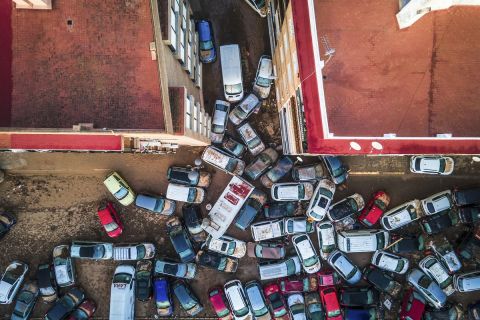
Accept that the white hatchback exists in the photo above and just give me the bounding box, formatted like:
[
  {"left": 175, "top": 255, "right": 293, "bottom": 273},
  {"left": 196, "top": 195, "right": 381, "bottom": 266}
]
[
  {"left": 205, "top": 235, "right": 247, "bottom": 258},
  {"left": 253, "top": 55, "right": 273, "bottom": 99},
  {"left": 306, "top": 179, "right": 335, "bottom": 221},
  {"left": 380, "top": 200, "right": 422, "bottom": 231},
  {"left": 421, "top": 190, "right": 453, "bottom": 215},
  {"left": 292, "top": 234, "right": 321, "bottom": 274},
  {"left": 271, "top": 182, "right": 314, "bottom": 202},
  {"left": 371, "top": 250, "right": 409, "bottom": 274},
  {"left": 410, "top": 156, "right": 454, "bottom": 175},
  {"left": 224, "top": 280, "right": 253, "bottom": 320}
]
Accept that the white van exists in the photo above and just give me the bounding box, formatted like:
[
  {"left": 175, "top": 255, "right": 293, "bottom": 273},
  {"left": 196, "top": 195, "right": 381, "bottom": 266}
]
[
  {"left": 109, "top": 265, "right": 135, "bottom": 320},
  {"left": 337, "top": 229, "right": 390, "bottom": 253},
  {"left": 258, "top": 256, "right": 301, "bottom": 280},
  {"left": 220, "top": 44, "right": 244, "bottom": 102}
]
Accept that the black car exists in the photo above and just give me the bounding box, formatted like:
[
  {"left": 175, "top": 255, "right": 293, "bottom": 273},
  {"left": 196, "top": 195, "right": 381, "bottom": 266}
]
[
  {"left": 171, "top": 279, "right": 204, "bottom": 316},
  {"left": 264, "top": 202, "right": 302, "bottom": 219},
  {"left": 456, "top": 231, "right": 480, "bottom": 261},
  {"left": 221, "top": 135, "right": 247, "bottom": 158},
  {"left": 468, "top": 301, "right": 480, "bottom": 319},
  {"left": 182, "top": 204, "right": 207, "bottom": 243},
  {"left": 235, "top": 189, "right": 267, "bottom": 230},
  {"left": 424, "top": 303, "right": 464, "bottom": 319},
  {"left": 135, "top": 260, "right": 153, "bottom": 302},
  {"left": 0, "top": 212, "right": 16, "bottom": 240},
  {"left": 339, "top": 287, "right": 378, "bottom": 307},
  {"left": 327, "top": 196, "right": 362, "bottom": 222},
  {"left": 421, "top": 210, "right": 458, "bottom": 235},
  {"left": 11, "top": 282, "right": 39, "bottom": 320},
  {"left": 390, "top": 234, "right": 425, "bottom": 253},
  {"left": 453, "top": 187, "right": 480, "bottom": 207},
  {"left": 36, "top": 263, "right": 58, "bottom": 303},
  {"left": 167, "top": 166, "right": 211, "bottom": 188},
  {"left": 458, "top": 205, "right": 480, "bottom": 223},
  {"left": 44, "top": 287, "right": 85, "bottom": 320},
  {"left": 166, "top": 217, "right": 196, "bottom": 263},
  {"left": 195, "top": 250, "right": 238, "bottom": 273},
  {"left": 363, "top": 266, "right": 402, "bottom": 298}
]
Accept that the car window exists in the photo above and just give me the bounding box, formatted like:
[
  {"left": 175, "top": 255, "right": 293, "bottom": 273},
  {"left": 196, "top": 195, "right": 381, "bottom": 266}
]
[
  {"left": 114, "top": 187, "right": 128, "bottom": 200},
  {"left": 226, "top": 84, "right": 243, "bottom": 95},
  {"left": 256, "top": 76, "right": 271, "bottom": 88},
  {"left": 174, "top": 285, "right": 196, "bottom": 309},
  {"left": 113, "top": 273, "right": 132, "bottom": 284},
  {"left": 187, "top": 188, "right": 197, "bottom": 203},
  {"left": 104, "top": 222, "right": 118, "bottom": 232},
  {"left": 200, "top": 40, "right": 214, "bottom": 50}
]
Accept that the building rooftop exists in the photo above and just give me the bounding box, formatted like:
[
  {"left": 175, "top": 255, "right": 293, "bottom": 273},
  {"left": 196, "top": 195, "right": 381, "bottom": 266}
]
[{"left": 6, "top": 0, "right": 165, "bottom": 130}]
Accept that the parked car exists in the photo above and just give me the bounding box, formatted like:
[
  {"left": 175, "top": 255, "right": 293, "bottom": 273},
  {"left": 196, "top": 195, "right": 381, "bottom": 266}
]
[
  {"left": 263, "top": 283, "right": 289, "bottom": 320},
  {"left": 53, "top": 245, "right": 75, "bottom": 287},
  {"left": 172, "top": 279, "right": 204, "bottom": 316},
  {"left": 327, "top": 193, "right": 365, "bottom": 222},
  {"left": 292, "top": 234, "right": 321, "bottom": 274},
  {"left": 250, "top": 219, "right": 285, "bottom": 242},
  {"left": 306, "top": 179, "right": 336, "bottom": 221},
  {"left": 208, "top": 287, "right": 233, "bottom": 320},
  {"left": 224, "top": 280, "right": 253, "bottom": 320},
  {"left": 305, "top": 292, "right": 324, "bottom": 320},
  {"left": 390, "top": 233, "right": 425, "bottom": 253},
  {"left": 154, "top": 259, "right": 197, "bottom": 279},
  {"left": 135, "top": 260, "right": 153, "bottom": 302},
  {"left": 292, "top": 163, "right": 324, "bottom": 182},
  {"left": 278, "top": 275, "right": 318, "bottom": 294},
  {"left": 244, "top": 148, "right": 279, "bottom": 181},
  {"left": 113, "top": 243, "right": 156, "bottom": 261},
  {"left": 284, "top": 217, "right": 314, "bottom": 235},
  {"left": 70, "top": 241, "right": 113, "bottom": 260},
  {"left": 371, "top": 250, "right": 409, "bottom": 274},
  {"left": 222, "top": 134, "right": 247, "bottom": 158},
  {"left": 97, "top": 201, "right": 123, "bottom": 238},
  {"left": 456, "top": 231, "right": 480, "bottom": 262},
  {"left": 288, "top": 293, "right": 306, "bottom": 320},
  {"left": 344, "top": 308, "right": 376, "bottom": 320},
  {"left": 399, "top": 288, "right": 426, "bottom": 320},
  {"left": 220, "top": 44, "right": 244, "bottom": 102},
  {"left": 264, "top": 201, "right": 301, "bottom": 219},
  {"left": 253, "top": 55, "right": 273, "bottom": 99},
  {"left": 245, "top": 281, "right": 271, "bottom": 320},
  {"left": 316, "top": 222, "right": 336, "bottom": 260},
  {"left": 36, "top": 263, "right": 58, "bottom": 303},
  {"left": 337, "top": 229, "right": 390, "bottom": 253},
  {"left": 166, "top": 183, "right": 205, "bottom": 204},
  {"left": 358, "top": 191, "right": 390, "bottom": 227},
  {"left": 421, "top": 190, "right": 453, "bottom": 215},
  {"left": 271, "top": 182, "right": 314, "bottom": 201},
  {"left": 202, "top": 146, "right": 246, "bottom": 176},
  {"left": 237, "top": 122, "right": 265, "bottom": 156},
  {"left": 235, "top": 189, "right": 267, "bottom": 230},
  {"left": 196, "top": 250, "right": 238, "bottom": 273},
  {"left": 166, "top": 216, "right": 196, "bottom": 263},
  {"left": 339, "top": 287, "right": 378, "bottom": 307},
  {"left": 260, "top": 156, "right": 294, "bottom": 188},
  {"left": 67, "top": 299, "right": 96, "bottom": 320},
  {"left": 327, "top": 250, "right": 362, "bottom": 285},
  {"left": 468, "top": 301, "right": 480, "bottom": 319},
  {"left": 421, "top": 210, "right": 458, "bottom": 235},
  {"left": 423, "top": 303, "right": 464, "bottom": 320},
  {"left": 454, "top": 270, "right": 480, "bottom": 292},
  {"left": 204, "top": 235, "right": 247, "bottom": 258},
  {"left": 44, "top": 287, "right": 84, "bottom": 320},
  {"left": 410, "top": 156, "right": 454, "bottom": 175},
  {"left": 154, "top": 277, "right": 173, "bottom": 317},
  {"left": 320, "top": 287, "right": 342, "bottom": 320},
  {"left": 458, "top": 205, "right": 480, "bottom": 223},
  {"left": 419, "top": 255, "right": 455, "bottom": 296},
  {"left": 364, "top": 265, "right": 402, "bottom": 298},
  {"left": 167, "top": 166, "right": 212, "bottom": 188},
  {"left": 109, "top": 265, "right": 135, "bottom": 320},
  {"left": 317, "top": 270, "right": 341, "bottom": 287},
  {"left": 427, "top": 238, "right": 462, "bottom": 273},
  {"left": 0, "top": 212, "right": 16, "bottom": 240},
  {"left": 380, "top": 199, "right": 422, "bottom": 231},
  {"left": 453, "top": 187, "right": 480, "bottom": 207},
  {"left": 322, "top": 156, "right": 348, "bottom": 185},
  {"left": 182, "top": 204, "right": 207, "bottom": 243},
  {"left": 244, "top": 0, "right": 267, "bottom": 17},
  {"left": 229, "top": 93, "right": 261, "bottom": 125},
  {"left": 258, "top": 256, "right": 301, "bottom": 281},
  {"left": 103, "top": 171, "right": 135, "bottom": 206},
  {"left": 11, "top": 282, "right": 39, "bottom": 320},
  {"left": 210, "top": 100, "right": 231, "bottom": 143},
  {"left": 197, "top": 19, "right": 216, "bottom": 63},
  {"left": 135, "top": 194, "right": 176, "bottom": 216},
  {"left": 247, "top": 242, "right": 285, "bottom": 260},
  {"left": 407, "top": 269, "right": 447, "bottom": 309}
]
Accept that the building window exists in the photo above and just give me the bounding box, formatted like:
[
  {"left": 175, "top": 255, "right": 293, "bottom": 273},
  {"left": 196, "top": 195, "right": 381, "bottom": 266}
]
[
  {"left": 193, "top": 102, "right": 199, "bottom": 132},
  {"left": 185, "top": 95, "right": 191, "bottom": 129},
  {"left": 169, "top": 5, "right": 178, "bottom": 52}
]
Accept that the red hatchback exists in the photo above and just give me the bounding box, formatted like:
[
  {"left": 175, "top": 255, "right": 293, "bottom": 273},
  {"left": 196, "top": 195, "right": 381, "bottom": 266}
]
[
  {"left": 400, "top": 288, "right": 426, "bottom": 320},
  {"left": 97, "top": 201, "right": 123, "bottom": 238},
  {"left": 279, "top": 275, "right": 318, "bottom": 294},
  {"left": 67, "top": 299, "right": 97, "bottom": 319},
  {"left": 358, "top": 191, "right": 390, "bottom": 227},
  {"left": 208, "top": 287, "right": 233, "bottom": 320},
  {"left": 263, "top": 283, "right": 290, "bottom": 320},
  {"left": 320, "top": 287, "right": 343, "bottom": 320}
]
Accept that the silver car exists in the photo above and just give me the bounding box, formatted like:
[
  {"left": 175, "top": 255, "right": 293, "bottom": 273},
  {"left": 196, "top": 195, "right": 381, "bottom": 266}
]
[
  {"left": 237, "top": 122, "right": 265, "bottom": 156},
  {"left": 371, "top": 250, "right": 409, "bottom": 274},
  {"left": 407, "top": 268, "right": 447, "bottom": 309},
  {"left": 327, "top": 250, "right": 361, "bottom": 285},
  {"left": 253, "top": 55, "right": 273, "bottom": 99},
  {"left": 210, "top": 100, "right": 231, "bottom": 143},
  {"left": 229, "top": 93, "right": 261, "bottom": 125},
  {"left": 380, "top": 200, "right": 422, "bottom": 231},
  {"left": 418, "top": 255, "right": 455, "bottom": 296},
  {"left": 0, "top": 261, "right": 28, "bottom": 304},
  {"left": 454, "top": 270, "right": 480, "bottom": 292},
  {"left": 316, "top": 222, "right": 337, "bottom": 260},
  {"left": 306, "top": 179, "right": 335, "bottom": 221},
  {"left": 53, "top": 245, "right": 75, "bottom": 287},
  {"left": 70, "top": 241, "right": 114, "bottom": 260},
  {"left": 292, "top": 234, "right": 321, "bottom": 274},
  {"left": 154, "top": 259, "right": 197, "bottom": 279}
]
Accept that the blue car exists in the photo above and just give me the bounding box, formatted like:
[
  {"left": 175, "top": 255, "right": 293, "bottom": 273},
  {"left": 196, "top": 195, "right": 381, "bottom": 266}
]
[
  {"left": 322, "top": 156, "right": 348, "bottom": 185},
  {"left": 154, "top": 278, "right": 173, "bottom": 317},
  {"left": 197, "top": 20, "right": 216, "bottom": 63},
  {"left": 344, "top": 307, "right": 377, "bottom": 320},
  {"left": 235, "top": 189, "right": 267, "bottom": 230}
]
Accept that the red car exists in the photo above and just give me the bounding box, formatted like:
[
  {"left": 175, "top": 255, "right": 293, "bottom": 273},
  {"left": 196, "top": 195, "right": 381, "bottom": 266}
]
[
  {"left": 67, "top": 299, "right": 97, "bottom": 319},
  {"left": 317, "top": 270, "right": 341, "bottom": 287},
  {"left": 358, "top": 191, "right": 390, "bottom": 227},
  {"left": 97, "top": 201, "right": 123, "bottom": 238},
  {"left": 263, "top": 283, "right": 290, "bottom": 320},
  {"left": 208, "top": 287, "right": 233, "bottom": 320},
  {"left": 399, "top": 288, "right": 426, "bottom": 320},
  {"left": 279, "top": 275, "right": 318, "bottom": 293},
  {"left": 320, "top": 287, "right": 343, "bottom": 320}
]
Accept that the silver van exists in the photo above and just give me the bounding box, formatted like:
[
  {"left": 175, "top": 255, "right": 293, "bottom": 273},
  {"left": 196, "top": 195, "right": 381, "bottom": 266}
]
[
  {"left": 109, "top": 265, "right": 135, "bottom": 320},
  {"left": 258, "top": 256, "right": 301, "bottom": 280},
  {"left": 220, "top": 44, "right": 244, "bottom": 102}
]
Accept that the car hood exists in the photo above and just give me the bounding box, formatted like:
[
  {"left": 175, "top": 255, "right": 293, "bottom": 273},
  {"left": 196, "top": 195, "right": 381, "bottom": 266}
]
[{"left": 0, "top": 282, "right": 13, "bottom": 302}]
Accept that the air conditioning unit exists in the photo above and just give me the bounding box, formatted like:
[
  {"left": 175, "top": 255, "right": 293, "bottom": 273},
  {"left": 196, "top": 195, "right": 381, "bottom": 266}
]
[
  {"left": 383, "top": 133, "right": 397, "bottom": 138},
  {"left": 436, "top": 133, "right": 452, "bottom": 138}
]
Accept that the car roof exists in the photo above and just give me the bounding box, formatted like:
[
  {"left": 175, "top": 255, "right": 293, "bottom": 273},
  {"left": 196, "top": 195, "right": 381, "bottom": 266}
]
[
  {"left": 97, "top": 207, "right": 114, "bottom": 224},
  {"left": 154, "top": 279, "right": 169, "bottom": 302},
  {"left": 197, "top": 20, "right": 212, "bottom": 40}
]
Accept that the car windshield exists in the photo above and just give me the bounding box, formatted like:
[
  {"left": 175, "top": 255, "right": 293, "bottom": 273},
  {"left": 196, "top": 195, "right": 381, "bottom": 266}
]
[
  {"left": 248, "top": 154, "right": 270, "bottom": 174},
  {"left": 187, "top": 188, "right": 197, "bottom": 203},
  {"left": 286, "top": 259, "right": 297, "bottom": 274},
  {"left": 225, "top": 83, "right": 243, "bottom": 95},
  {"left": 256, "top": 76, "right": 271, "bottom": 88},
  {"left": 136, "top": 245, "right": 146, "bottom": 259},
  {"left": 438, "top": 158, "right": 446, "bottom": 172},
  {"left": 246, "top": 136, "right": 262, "bottom": 149},
  {"left": 173, "top": 233, "right": 190, "bottom": 255},
  {"left": 84, "top": 245, "right": 104, "bottom": 258},
  {"left": 200, "top": 40, "right": 214, "bottom": 50},
  {"left": 162, "top": 263, "right": 178, "bottom": 276},
  {"left": 304, "top": 256, "right": 318, "bottom": 267},
  {"left": 157, "top": 299, "right": 171, "bottom": 309},
  {"left": 114, "top": 187, "right": 128, "bottom": 200},
  {"left": 376, "top": 233, "right": 385, "bottom": 249},
  {"left": 104, "top": 222, "right": 119, "bottom": 232},
  {"left": 154, "top": 199, "right": 165, "bottom": 212},
  {"left": 395, "top": 259, "right": 405, "bottom": 272},
  {"left": 328, "top": 309, "right": 341, "bottom": 317},
  {"left": 270, "top": 293, "right": 284, "bottom": 310},
  {"left": 418, "top": 276, "right": 431, "bottom": 289},
  {"left": 114, "top": 273, "right": 132, "bottom": 284}
]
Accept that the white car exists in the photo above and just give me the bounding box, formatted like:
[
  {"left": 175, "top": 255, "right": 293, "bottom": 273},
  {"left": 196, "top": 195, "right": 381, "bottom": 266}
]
[
  {"left": 109, "top": 265, "right": 136, "bottom": 320},
  {"left": 371, "top": 250, "right": 409, "bottom": 274},
  {"left": 250, "top": 219, "right": 285, "bottom": 242},
  {"left": 421, "top": 190, "right": 453, "bottom": 215},
  {"left": 327, "top": 250, "right": 362, "bottom": 285},
  {"left": 70, "top": 241, "right": 114, "bottom": 260},
  {"left": 292, "top": 234, "right": 321, "bottom": 274},
  {"left": 224, "top": 280, "right": 253, "bottom": 320},
  {"left": 271, "top": 182, "right": 314, "bottom": 201},
  {"left": 113, "top": 243, "right": 156, "bottom": 261},
  {"left": 454, "top": 270, "right": 480, "bottom": 292},
  {"left": 210, "top": 100, "right": 231, "bottom": 144},
  {"left": 410, "top": 156, "right": 454, "bottom": 175},
  {"left": 287, "top": 293, "right": 307, "bottom": 320},
  {"left": 53, "top": 245, "right": 76, "bottom": 287},
  {"left": 380, "top": 199, "right": 422, "bottom": 231},
  {"left": 316, "top": 222, "right": 337, "bottom": 259},
  {"left": 306, "top": 179, "right": 335, "bottom": 221},
  {"left": 337, "top": 230, "right": 390, "bottom": 253},
  {"left": 204, "top": 235, "right": 247, "bottom": 258},
  {"left": 427, "top": 238, "right": 462, "bottom": 273},
  {"left": 166, "top": 183, "right": 205, "bottom": 204},
  {"left": 253, "top": 55, "right": 273, "bottom": 99},
  {"left": 0, "top": 261, "right": 28, "bottom": 304},
  {"left": 283, "top": 217, "right": 314, "bottom": 235},
  {"left": 419, "top": 255, "right": 455, "bottom": 296},
  {"left": 258, "top": 256, "right": 301, "bottom": 280},
  {"left": 236, "top": 122, "right": 265, "bottom": 156},
  {"left": 407, "top": 269, "right": 447, "bottom": 309}
]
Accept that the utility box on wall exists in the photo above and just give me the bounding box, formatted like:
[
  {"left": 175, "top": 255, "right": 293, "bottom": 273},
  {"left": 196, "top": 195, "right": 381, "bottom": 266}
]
[{"left": 13, "top": 0, "right": 52, "bottom": 10}]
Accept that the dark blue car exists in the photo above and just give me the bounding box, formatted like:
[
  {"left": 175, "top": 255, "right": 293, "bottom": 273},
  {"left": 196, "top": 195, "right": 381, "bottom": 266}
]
[
  {"left": 235, "top": 189, "right": 267, "bottom": 230},
  {"left": 154, "top": 278, "right": 173, "bottom": 317},
  {"left": 197, "top": 20, "right": 216, "bottom": 63},
  {"left": 322, "top": 156, "right": 348, "bottom": 185},
  {"left": 344, "top": 307, "right": 377, "bottom": 320}
]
